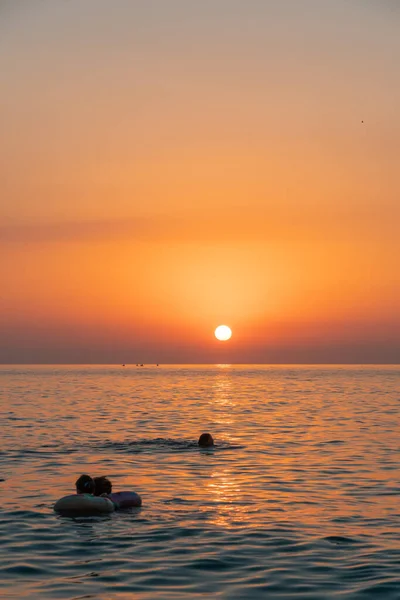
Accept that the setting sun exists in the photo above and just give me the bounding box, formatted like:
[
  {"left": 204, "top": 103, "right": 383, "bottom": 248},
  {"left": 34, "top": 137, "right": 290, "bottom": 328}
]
[{"left": 214, "top": 325, "right": 232, "bottom": 341}]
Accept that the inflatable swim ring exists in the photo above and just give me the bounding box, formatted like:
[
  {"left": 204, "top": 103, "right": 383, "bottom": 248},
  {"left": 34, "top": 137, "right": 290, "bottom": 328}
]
[
  {"left": 54, "top": 494, "right": 115, "bottom": 516},
  {"left": 108, "top": 491, "right": 142, "bottom": 509}
]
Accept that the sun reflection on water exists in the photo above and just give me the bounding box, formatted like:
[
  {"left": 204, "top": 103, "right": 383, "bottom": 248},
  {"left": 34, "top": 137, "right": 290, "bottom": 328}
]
[{"left": 204, "top": 468, "right": 251, "bottom": 529}]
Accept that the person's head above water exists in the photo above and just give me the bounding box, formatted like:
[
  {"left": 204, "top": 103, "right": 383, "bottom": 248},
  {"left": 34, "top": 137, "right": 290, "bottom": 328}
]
[
  {"left": 75, "top": 474, "right": 95, "bottom": 495},
  {"left": 198, "top": 433, "right": 214, "bottom": 447},
  {"left": 94, "top": 476, "right": 112, "bottom": 496}
]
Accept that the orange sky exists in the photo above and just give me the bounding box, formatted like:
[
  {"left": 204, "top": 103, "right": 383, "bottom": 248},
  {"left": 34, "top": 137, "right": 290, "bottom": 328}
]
[{"left": 1, "top": 0, "right": 399, "bottom": 363}]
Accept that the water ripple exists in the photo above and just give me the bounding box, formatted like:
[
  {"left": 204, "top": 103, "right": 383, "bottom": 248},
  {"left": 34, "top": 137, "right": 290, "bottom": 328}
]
[{"left": 0, "top": 365, "right": 399, "bottom": 599}]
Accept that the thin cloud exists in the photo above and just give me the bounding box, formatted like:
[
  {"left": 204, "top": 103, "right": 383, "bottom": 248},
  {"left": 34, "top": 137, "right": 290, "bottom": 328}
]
[{"left": 0, "top": 205, "right": 397, "bottom": 245}]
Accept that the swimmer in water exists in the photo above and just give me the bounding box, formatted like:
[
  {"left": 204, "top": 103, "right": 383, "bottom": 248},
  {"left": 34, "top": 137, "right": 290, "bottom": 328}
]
[
  {"left": 198, "top": 433, "right": 214, "bottom": 447},
  {"left": 93, "top": 476, "right": 112, "bottom": 496},
  {"left": 93, "top": 475, "right": 142, "bottom": 508},
  {"left": 75, "top": 474, "right": 95, "bottom": 495}
]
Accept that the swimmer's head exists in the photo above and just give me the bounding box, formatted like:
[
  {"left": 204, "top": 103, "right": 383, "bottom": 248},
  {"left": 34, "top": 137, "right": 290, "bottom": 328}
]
[
  {"left": 94, "top": 476, "right": 112, "bottom": 496},
  {"left": 198, "top": 433, "right": 214, "bottom": 447},
  {"left": 75, "top": 474, "right": 95, "bottom": 495}
]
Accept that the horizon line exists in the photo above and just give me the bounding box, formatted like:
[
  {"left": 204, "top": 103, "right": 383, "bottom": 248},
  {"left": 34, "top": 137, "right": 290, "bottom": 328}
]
[{"left": 0, "top": 363, "right": 398, "bottom": 367}]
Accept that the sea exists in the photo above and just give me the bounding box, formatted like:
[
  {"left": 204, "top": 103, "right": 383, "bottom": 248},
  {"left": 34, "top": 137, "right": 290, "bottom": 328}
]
[{"left": 0, "top": 365, "right": 399, "bottom": 599}]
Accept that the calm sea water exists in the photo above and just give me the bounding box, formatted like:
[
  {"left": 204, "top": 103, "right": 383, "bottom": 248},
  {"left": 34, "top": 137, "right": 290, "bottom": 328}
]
[{"left": 0, "top": 365, "right": 399, "bottom": 599}]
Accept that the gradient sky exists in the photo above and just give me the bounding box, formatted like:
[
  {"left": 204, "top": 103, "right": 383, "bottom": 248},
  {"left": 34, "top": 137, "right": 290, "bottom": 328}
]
[{"left": 1, "top": 0, "right": 399, "bottom": 363}]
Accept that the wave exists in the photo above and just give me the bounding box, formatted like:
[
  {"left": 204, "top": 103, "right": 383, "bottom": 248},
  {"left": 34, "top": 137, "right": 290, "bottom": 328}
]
[
  {"left": 97, "top": 438, "right": 243, "bottom": 453},
  {"left": 0, "top": 438, "right": 243, "bottom": 461}
]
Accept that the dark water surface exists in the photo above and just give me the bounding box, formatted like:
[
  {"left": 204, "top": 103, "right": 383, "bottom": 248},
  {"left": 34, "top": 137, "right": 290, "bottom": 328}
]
[{"left": 0, "top": 365, "right": 399, "bottom": 599}]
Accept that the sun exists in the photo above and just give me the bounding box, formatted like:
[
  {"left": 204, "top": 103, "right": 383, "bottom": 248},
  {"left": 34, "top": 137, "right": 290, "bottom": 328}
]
[{"left": 214, "top": 325, "right": 232, "bottom": 341}]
